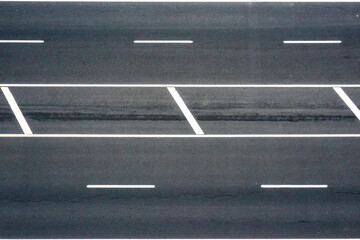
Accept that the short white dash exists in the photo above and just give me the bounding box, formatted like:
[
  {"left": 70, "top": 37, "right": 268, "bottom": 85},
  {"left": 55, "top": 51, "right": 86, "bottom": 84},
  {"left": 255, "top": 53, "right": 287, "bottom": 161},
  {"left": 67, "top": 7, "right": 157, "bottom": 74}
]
[
  {"left": 1, "top": 87, "right": 32, "bottom": 135},
  {"left": 87, "top": 185, "right": 155, "bottom": 188},
  {"left": 167, "top": 87, "right": 204, "bottom": 135},
  {"left": 134, "top": 40, "right": 193, "bottom": 44},
  {"left": 333, "top": 87, "right": 360, "bottom": 121},
  {"left": 283, "top": 40, "right": 341, "bottom": 44},
  {"left": 261, "top": 185, "right": 328, "bottom": 188},
  {"left": 0, "top": 40, "right": 44, "bottom": 44}
]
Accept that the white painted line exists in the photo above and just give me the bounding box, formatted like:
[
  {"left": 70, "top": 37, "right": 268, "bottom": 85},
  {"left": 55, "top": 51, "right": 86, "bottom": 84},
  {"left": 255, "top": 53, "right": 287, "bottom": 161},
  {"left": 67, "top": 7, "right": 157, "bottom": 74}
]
[
  {"left": 0, "top": 0, "right": 359, "bottom": 2},
  {"left": 87, "top": 185, "right": 155, "bottom": 188},
  {"left": 1, "top": 87, "right": 32, "bottom": 135},
  {"left": 167, "top": 87, "right": 204, "bottom": 135},
  {"left": 284, "top": 40, "right": 341, "bottom": 44},
  {"left": 0, "top": 40, "right": 44, "bottom": 44},
  {"left": 333, "top": 87, "right": 360, "bottom": 121},
  {"left": 261, "top": 185, "right": 328, "bottom": 188},
  {"left": 2, "top": 84, "right": 360, "bottom": 88},
  {"left": 134, "top": 40, "right": 193, "bottom": 44},
  {"left": 1, "top": 134, "right": 360, "bottom": 138}
]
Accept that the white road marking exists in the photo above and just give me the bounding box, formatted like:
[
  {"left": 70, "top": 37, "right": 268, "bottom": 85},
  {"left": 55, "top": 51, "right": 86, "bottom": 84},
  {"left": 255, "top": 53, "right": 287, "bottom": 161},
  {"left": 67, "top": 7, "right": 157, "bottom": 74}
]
[
  {"left": 167, "top": 87, "right": 204, "bottom": 135},
  {"left": 0, "top": 0, "right": 359, "bottom": 2},
  {"left": 1, "top": 84, "right": 360, "bottom": 88},
  {"left": 333, "top": 87, "right": 360, "bottom": 121},
  {"left": 261, "top": 185, "right": 328, "bottom": 188},
  {"left": 0, "top": 40, "right": 44, "bottom": 44},
  {"left": 283, "top": 40, "right": 342, "bottom": 44},
  {"left": 87, "top": 185, "right": 155, "bottom": 188},
  {"left": 134, "top": 40, "right": 193, "bottom": 44},
  {"left": 1, "top": 134, "right": 360, "bottom": 138},
  {"left": 1, "top": 87, "right": 32, "bottom": 135}
]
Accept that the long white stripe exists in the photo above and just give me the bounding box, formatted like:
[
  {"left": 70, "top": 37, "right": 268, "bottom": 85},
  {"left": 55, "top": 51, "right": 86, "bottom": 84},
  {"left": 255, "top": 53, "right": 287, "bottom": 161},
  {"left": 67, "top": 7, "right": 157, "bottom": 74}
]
[
  {"left": 87, "top": 185, "right": 155, "bottom": 188},
  {"left": 0, "top": 0, "right": 359, "bottom": 2},
  {"left": 1, "top": 84, "right": 360, "bottom": 88},
  {"left": 134, "top": 40, "right": 193, "bottom": 44},
  {"left": 1, "top": 134, "right": 360, "bottom": 138},
  {"left": 0, "top": 40, "right": 44, "bottom": 44},
  {"left": 333, "top": 87, "right": 360, "bottom": 121},
  {"left": 284, "top": 40, "right": 341, "bottom": 44},
  {"left": 261, "top": 185, "right": 328, "bottom": 188},
  {"left": 1, "top": 87, "right": 32, "bottom": 135},
  {"left": 167, "top": 87, "right": 204, "bottom": 135}
]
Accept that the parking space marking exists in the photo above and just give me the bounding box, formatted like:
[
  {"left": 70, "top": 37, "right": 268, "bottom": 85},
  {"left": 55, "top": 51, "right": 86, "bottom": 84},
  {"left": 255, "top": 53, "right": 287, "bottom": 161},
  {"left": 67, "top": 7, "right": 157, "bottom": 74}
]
[
  {"left": 167, "top": 87, "right": 204, "bottom": 135},
  {"left": 333, "top": 87, "right": 360, "bottom": 120},
  {"left": 1, "top": 87, "right": 33, "bottom": 135}
]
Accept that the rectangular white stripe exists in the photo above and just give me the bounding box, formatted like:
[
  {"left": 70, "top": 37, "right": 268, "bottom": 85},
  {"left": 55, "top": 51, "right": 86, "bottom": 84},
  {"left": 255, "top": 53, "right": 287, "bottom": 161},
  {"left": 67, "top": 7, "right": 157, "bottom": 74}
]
[
  {"left": 167, "top": 87, "right": 204, "bottom": 135},
  {"left": 333, "top": 87, "right": 360, "bottom": 120},
  {"left": 1, "top": 134, "right": 360, "bottom": 138},
  {"left": 134, "top": 40, "right": 193, "bottom": 44},
  {"left": 261, "top": 185, "right": 328, "bottom": 188},
  {"left": 284, "top": 40, "right": 341, "bottom": 44},
  {"left": 1, "top": 87, "right": 32, "bottom": 135},
  {"left": 87, "top": 185, "right": 155, "bottom": 188},
  {"left": 2, "top": 84, "right": 360, "bottom": 88},
  {"left": 1, "top": 0, "right": 360, "bottom": 2},
  {"left": 0, "top": 40, "right": 44, "bottom": 43}
]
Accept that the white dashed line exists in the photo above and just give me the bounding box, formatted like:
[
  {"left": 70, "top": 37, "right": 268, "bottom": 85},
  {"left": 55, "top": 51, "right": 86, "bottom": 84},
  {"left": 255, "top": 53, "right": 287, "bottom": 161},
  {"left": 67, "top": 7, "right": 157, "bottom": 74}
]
[
  {"left": 261, "top": 185, "right": 328, "bottom": 188},
  {"left": 283, "top": 40, "right": 341, "bottom": 44},
  {"left": 1, "top": 87, "right": 33, "bottom": 135},
  {"left": 134, "top": 40, "right": 193, "bottom": 44},
  {"left": 167, "top": 87, "right": 204, "bottom": 135},
  {"left": 87, "top": 185, "right": 155, "bottom": 188},
  {"left": 333, "top": 87, "right": 360, "bottom": 121},
  {"left": 0, "top": 40, "right": 44, "bottom": 44}
]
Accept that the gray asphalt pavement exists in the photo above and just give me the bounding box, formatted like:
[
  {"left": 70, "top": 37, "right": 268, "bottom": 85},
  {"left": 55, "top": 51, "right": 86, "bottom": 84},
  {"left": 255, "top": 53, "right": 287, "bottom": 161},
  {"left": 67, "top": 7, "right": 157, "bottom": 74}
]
[{"left": 1, "top": 2, "right": 360, "bottom": 238}]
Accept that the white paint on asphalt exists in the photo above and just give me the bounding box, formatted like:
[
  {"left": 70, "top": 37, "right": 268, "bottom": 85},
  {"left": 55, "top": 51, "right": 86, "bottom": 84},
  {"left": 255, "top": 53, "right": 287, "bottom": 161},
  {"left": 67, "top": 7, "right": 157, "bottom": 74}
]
[
  {"left": 261, "top": 185, "right": 328, "bottom": 188},
  {"left": 0, "top": 40, "right": 44, "bottom": 44},
  {"left": 0, "top": 0, "right": 359, "bottom": 2},
  {"left": 283, "top": 40, "right": 342, "bottom": 44},
  {"left": 2, "top": 84, "right": 360, "bottom": 88},
  {"left": 134, "top": 40, "right": 193, "bottom": 44},
  {"left": 333, "top": 87, "right": 360, "bottom": 121},
  {"left": 87, "top": 185, "right": 155, "bottom": 188},
  {"left": 167, "top": 87, "right": 204, "bottom": 135},
  {"left": 1, "top": 134, "right": 360, "bottom": 138},
  {"left": 1, "top": 87, "right": 33, "bottom": 135}
]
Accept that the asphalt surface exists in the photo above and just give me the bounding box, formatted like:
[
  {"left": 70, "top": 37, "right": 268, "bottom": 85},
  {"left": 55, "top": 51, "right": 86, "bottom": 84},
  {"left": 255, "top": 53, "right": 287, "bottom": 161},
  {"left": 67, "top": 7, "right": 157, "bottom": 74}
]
[{"left": 1, "top": 2, "right": 360, "bottom": 238}]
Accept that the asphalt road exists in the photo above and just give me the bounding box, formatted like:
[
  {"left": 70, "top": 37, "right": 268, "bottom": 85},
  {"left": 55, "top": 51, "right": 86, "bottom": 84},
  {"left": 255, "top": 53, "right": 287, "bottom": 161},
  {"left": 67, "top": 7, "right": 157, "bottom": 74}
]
[{"left": 1, "top": 2, "right": 360, "bottom": 238}]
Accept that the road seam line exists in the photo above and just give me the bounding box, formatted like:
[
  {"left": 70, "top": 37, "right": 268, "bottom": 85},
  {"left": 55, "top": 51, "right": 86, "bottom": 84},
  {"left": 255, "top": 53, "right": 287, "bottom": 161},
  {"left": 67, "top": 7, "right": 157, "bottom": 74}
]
[
  {"left": 167, "top": 87, "right": 204, "bottom": 135},
  {"left": 1, "top": 87, "right": 33, "bottom": 135}
]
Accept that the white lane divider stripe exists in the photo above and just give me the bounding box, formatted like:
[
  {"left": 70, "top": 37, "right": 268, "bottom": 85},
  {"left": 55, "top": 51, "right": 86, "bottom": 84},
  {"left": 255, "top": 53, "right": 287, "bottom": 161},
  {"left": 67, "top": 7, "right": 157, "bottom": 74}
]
[
  {"left": 1, "top": 87, "right": 33, "bottom": 135},
  {"left": 261, "top": 185, "right": 328, "bottom": 188},
  {"left": 167, "top": 87, "right": 204, "bottom": 135},
  {"left": 283, "top": 40, "right": 341, "bottom": 44},
  {"left": 0, "top": 40, "right": 44, "bottom": 44},
  {"left": 87, "top": 185, "right": 155, "bottom": 188},
  {"left": 1, "top": 134, "right": 360, "bottom": 138},
  {"left": 134, "top": 40, "right": 193, "bottom": 44},
  {"left": 333, "top": 87, "right": 360, "bottom": 121}
]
